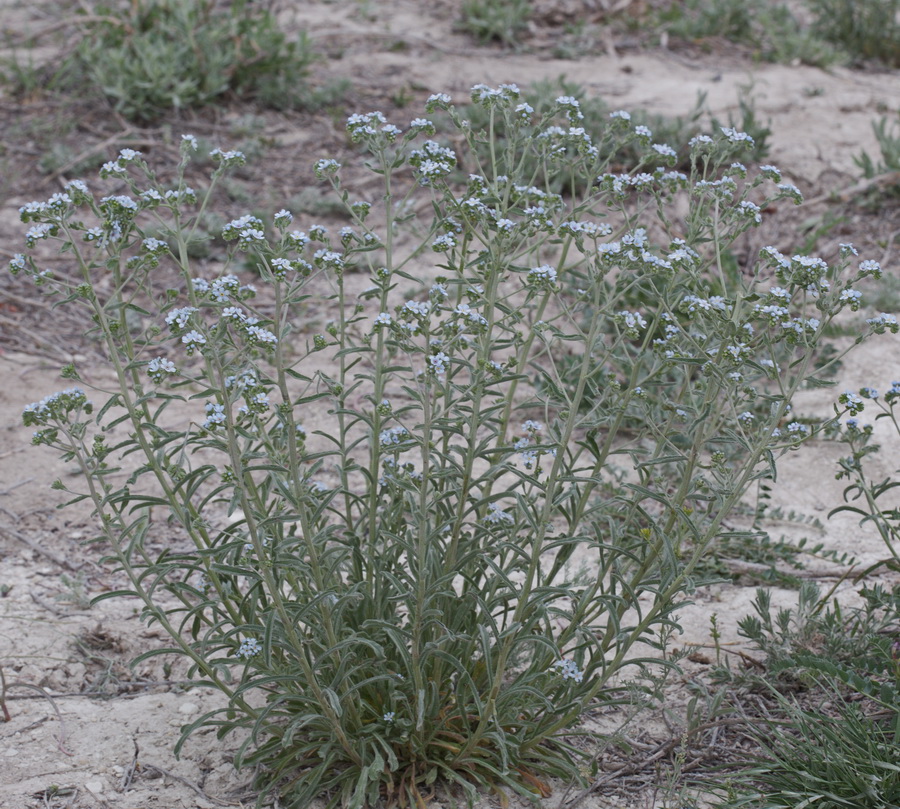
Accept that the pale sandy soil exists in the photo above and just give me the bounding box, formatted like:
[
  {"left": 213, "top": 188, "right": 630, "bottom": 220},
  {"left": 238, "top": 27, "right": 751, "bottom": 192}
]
[{"left": 1, "top": 1, "right": 899, "bottom": 807}]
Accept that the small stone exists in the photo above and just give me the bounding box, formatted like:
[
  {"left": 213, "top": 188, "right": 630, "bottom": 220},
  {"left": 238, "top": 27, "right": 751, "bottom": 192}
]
[
  {"left": 111, "top": 765, "right": 125, "bottom": 776},
  {"left": 84, "top": 779, "right": 104, "bottom": 794},
  {"left": 178, "top": 701, "right": 199, "bottom": 716}
]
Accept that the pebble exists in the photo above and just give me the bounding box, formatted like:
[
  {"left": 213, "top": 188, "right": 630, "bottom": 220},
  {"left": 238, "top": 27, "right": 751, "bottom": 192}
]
[
  {"left": 84, "top": 779, "right": 104, "bottom": 794},
  {"left": 178, "top": 701, "right": 199, "bottom": 715}
]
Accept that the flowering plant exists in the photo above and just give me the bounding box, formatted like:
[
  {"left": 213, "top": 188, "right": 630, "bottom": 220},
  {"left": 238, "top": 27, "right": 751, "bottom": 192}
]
[
  {"left": 12, "top": 84, "right": 892, "bottom": 807},
  {"left": 832, "top": 381, "right": 900, "bottom": 571}
]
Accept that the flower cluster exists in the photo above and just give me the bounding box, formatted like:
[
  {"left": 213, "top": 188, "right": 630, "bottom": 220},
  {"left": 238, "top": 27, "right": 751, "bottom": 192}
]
[
  {"left": 408, "top": 140, "right": 457, "bottom": 186},
  {"left": 527, "top": 264, "right": 557, "bottom": 290},
  {"left": 615, "top": 310, "right": 648, "bottom": 339},
  {"left": 380, "top": 426, "right": 410, "bottom": 447},
  {"left": 551, "top": 658, "right": 585, "bottom": 683},
  {"left": 483, "top": 503, "right": 514, "bottom": 526},
  {"left": 22, "top": 388, "right": 91, "bottom": 427},
  {"left": 236, "top": 638, "right": 261, "bottom": 659},
  {"left": 346, "top": 111, "right": 402, "bottom": 145},
  {"left": 147, "top": 357, "right": 177, "bottom": 383}
]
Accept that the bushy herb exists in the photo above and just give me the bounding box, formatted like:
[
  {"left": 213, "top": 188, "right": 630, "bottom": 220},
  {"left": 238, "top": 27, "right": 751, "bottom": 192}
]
[
  {"left": 458, "top": 0, "right": 532, "bottom": 46},
  {"left": 10, "top": 85, "right": 893, "bottom": 807},
  {"left": 716, "top": 584, "right": 900, "bottom": 808},
  {"left": 7, "top": 0, "right": 322, "bottom": 122},
  {"left": 660, "top": 0, "right": 845, "bottom": 67},
  {"left": 808, "top": 0, "right": 900, "bottom": 67},
  {"left": 855, "top": 113, "right": 900, "bottom": 197}
]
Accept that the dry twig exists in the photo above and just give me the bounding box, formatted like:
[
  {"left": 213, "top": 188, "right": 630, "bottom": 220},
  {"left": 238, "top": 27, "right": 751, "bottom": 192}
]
[
  {"left": 0, "top": 522, "right": 80, "bottom": 571},
  {"left": 140, "top": 763, "right": 241, "bottom": 807}
]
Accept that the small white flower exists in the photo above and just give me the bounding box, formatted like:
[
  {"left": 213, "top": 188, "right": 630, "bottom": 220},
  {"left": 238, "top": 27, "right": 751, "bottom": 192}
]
[
  {"left": 483, "top": 503, "right": 514, "bottom": 525},
  {"left": 551, "top": 658, "right": 584, "bottom": 683},
  {"left": 147, "top": 357, "right": 176, "bottom": 382},
  {"left": 182, "top": 330, "right": 206, "bottom": 354},
  {"left": 203, "top": 401, "right": 226, "bottom": 429},
  {"left": 720, "top": 126, "right": 754, "bottom": 145},
  {"left": 165, "top": 307, "right": 198, "bottom": 331},
  {"left": 237, "top": 638, "right": 261, "bottom": 659},
  {"left": 428, "top": 352, "right": 450, "bottom": 376}
]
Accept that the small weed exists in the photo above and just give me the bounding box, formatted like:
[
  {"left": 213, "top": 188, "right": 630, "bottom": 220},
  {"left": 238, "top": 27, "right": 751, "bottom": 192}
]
[
  {"left": 6, "top": 0, "right": 328, "bottom": 123},
  {"left": 808, "top": 0, "right": 900, "bottom": 67},
  {"left": 660, "top": 0, "right": 845, "bottom": 67},
  {"left": 55, "top": 572, "right": 91, "bottom": 609},
  {"left": 721, "top": 691, "right": 900, "bottom": 808},
  {"left": 0, "top": 583, "right": 11, "bottom": 597},
  {"left": 856, "top": 113, "right": 900, "bottom": 197},
  {"left": 459, "top": 0, "right": 532, "bottom": 46},
  {"left": 37, "top": 143, "right": 106, "bottom": 178},
  {"left": 391, "top": 86, "right": 414, "bottom": 108},
  {"left": 714, "top": 583, "right": 900, "bottom": 808},
  {"left": 726, "top": 583, "right": 900, "bottom": 683},
  {"left": 0, "top": 52, "right": 77, "bottom": 99}
]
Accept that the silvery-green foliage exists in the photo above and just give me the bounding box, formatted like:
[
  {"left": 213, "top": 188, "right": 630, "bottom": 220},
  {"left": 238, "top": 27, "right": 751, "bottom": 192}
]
[{"left": 11, "top": 85, "right": 893, "bottom": 807}]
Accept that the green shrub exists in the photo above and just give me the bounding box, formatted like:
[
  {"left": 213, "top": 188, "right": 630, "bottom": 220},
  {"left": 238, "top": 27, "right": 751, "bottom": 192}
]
[
  {"left": 458, "top": 0, "right": 532, "bottom": 46},
  {"left": 10, "top": 0, "right": 322, "bottom": 122},
  {"left": 660, "top": 0, "right": 845, "bottom": 67},
  {"left": 724, "top": 692, "right": 900, "bottom": 809},
  {"left": 716, "top": 582, "right": 900, "bottom": 808},
  {"left": 855, "top": 114, "right": 900, "bottom": 198},
  {"left": 808, "top": 0, "right": 900, "bottom": 66},
  {"left": 10, "top": 85, "right": 893, "bottom": 807}
]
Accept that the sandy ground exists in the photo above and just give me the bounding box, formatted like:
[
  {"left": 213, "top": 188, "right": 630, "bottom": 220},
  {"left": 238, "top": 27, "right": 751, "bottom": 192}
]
[{"left": 1, "top": 1, "right": 900, "bottom": 807}]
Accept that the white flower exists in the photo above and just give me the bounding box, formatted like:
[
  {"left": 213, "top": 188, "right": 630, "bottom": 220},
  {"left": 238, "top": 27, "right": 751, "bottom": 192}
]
[
  {"left": 165, "top": 307, "right": 198, "bottom": 331},
  {"left": 428, "top": 352, "right": 450, "bottom": 376},
  {"left": 528, "top": 264, "right": 557, "bottom": 288},
  {"left": 203, "top": 401, "right": 226, "bottom": 429},
  {"left": 380, "top": 426, "right": 409, "bottom": 446},
  {"left": 484, "top": 503, "right": 514, "bottom": 525},
  {"left": 147, "top": 357, "right": 176, "bottom": 382},
  {"left": 551, "top": 658, "right": 584, "bottom": 683},
  {"left": 246, "top": 326, "right": 278, "bottom": 346},
  {"left": 181, "top": 330, "right": 206, "bottom": 354},
  {"left": 273, "top": 209, "right": 293, "bottom": 228},
  {"left": 237, "top": 638, "right": 261, "bottom": 659},
  {"left": 720, "top": 126, "right": 754, "bottom": 145}
]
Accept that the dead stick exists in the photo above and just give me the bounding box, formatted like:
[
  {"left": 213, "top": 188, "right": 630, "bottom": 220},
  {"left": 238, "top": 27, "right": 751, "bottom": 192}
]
[
  {"left": 0, "top": 523, "right": 80, "bottom": 571},
  {"left": 140, "top": 763, "right": 239, "bottom": 807},
  {"left": 30, "top": 591, "right": 71, "bottom": 617},
  {"left": 1, "top": 678, "right": 73, "bottom": 756}
]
